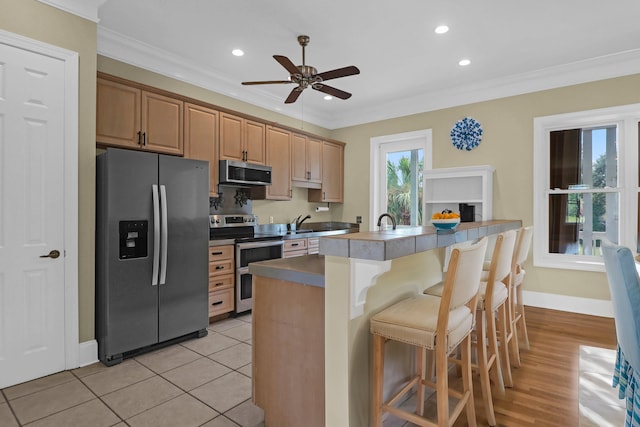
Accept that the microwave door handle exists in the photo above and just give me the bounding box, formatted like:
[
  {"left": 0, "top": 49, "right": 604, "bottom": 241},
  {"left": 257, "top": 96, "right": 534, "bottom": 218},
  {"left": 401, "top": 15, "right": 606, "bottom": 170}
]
[
  {"left": 151, "top": 185, "right": 160, "bottom": 286},
  {"left": 159, "top": 184, "right": 168, "bottom": 285}
]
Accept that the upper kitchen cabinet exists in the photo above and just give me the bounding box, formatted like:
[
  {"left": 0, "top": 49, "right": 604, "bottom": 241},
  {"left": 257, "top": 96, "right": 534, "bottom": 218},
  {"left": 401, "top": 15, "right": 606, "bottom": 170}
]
[
  {"left": 292, "top": 133, "right": 322, "bottom": 187},
  {"left": 184, "top": 103, "right": 218, "bottom": 196},
  {"left": 308, "top": 141, "right": 344, "bottom": 203},
  {"left": 96, "top": 77, "right": 184, "bottom": 156},
  {"left": 219, "top": 112, "right": 266, "bottom": 165},
  {"left": 253, "top": 126, "right": 292, "bottom": 200}
]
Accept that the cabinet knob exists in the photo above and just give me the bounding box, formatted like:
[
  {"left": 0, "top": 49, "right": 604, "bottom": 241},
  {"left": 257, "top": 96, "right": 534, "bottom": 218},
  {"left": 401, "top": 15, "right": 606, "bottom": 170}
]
[{"left": 215, "top": 265, "right": 225, "bottom": 270}]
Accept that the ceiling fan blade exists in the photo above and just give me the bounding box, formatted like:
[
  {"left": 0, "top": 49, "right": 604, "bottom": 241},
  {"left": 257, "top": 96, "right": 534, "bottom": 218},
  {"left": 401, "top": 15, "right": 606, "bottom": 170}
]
[
  {"left": 242, "top": 80, "right": 293, "bottom": 85},
  {"left": 312, "top": 84, "right": 352, "bottom": 100},
  {"left": 285, "top": 87, "right": 303, "bottom": 104},
  {"left": 315, "top": 66, "right": 360, "bottom": 82},
  {"left": 273, "top": 55, "right": 300, "bottom": 75}
]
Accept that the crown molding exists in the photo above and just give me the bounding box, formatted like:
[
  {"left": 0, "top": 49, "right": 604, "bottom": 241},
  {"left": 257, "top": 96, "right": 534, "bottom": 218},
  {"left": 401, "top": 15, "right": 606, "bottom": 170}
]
[
  {"left": 97, "top": 27, "right": 330, "bottom": 128},
  {"left": 38, "top": 0, "right": 107, "bottom": 23},
  {"left": 97, "top": 25, "right": 640, "bottom": 130}
]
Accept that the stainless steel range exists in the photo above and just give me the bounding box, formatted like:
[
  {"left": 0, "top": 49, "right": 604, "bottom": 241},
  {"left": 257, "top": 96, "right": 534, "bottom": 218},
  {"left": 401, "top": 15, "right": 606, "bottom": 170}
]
[{"left": 209, "top": 214, "right": 283, "bottom": 314}]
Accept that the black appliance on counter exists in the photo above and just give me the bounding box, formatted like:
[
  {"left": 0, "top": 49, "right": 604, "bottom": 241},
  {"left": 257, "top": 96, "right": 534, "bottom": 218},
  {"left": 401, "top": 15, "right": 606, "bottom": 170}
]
[
  {"left": 459, "top": 203, "right": 476, "bottom": 223},
  {"left": 209, "top": 214, "right": 283, "bottom": 314}
]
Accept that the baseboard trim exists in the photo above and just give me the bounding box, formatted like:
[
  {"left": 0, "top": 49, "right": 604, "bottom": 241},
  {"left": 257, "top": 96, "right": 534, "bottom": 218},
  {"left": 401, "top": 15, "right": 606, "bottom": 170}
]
[
  {"left": 523, "top": 290, "right": 613, "bottom": 318},
  {"left": 78, "top": 340, "right": 98, "bottom": 367}
]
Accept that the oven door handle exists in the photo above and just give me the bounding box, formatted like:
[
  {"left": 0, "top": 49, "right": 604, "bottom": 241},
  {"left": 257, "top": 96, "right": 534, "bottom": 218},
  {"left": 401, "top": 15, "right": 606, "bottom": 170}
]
[{"left": 236, "top": 240, "right": 284, "bottom": 250}]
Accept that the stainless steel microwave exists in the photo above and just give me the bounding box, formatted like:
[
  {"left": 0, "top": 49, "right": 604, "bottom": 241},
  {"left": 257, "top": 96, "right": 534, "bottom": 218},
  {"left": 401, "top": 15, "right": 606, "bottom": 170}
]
[{"left": 219, "top": 159, "right": 272, "bottom": 186}]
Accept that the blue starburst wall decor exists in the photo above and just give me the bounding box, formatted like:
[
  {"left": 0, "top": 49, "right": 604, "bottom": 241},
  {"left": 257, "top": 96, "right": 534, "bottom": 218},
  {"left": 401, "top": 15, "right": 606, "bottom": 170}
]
[{"left": 450, "top": 117, "right": 483, "bottom": 151}]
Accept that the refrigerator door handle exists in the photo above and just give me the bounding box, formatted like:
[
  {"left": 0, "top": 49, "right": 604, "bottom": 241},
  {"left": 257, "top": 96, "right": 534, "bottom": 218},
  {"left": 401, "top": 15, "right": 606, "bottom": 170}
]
[
  {"left": 151, "top": 184, "right": 160, "bottom": 286},
  {"left": 159, "top": 184, "right": 168, "bottom": 285}
]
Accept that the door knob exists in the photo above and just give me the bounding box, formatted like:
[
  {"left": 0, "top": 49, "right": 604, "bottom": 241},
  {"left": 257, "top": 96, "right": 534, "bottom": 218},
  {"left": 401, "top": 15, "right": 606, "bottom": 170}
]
[{"left": 40, "top": 249, "right": 60, "bottom": 259}]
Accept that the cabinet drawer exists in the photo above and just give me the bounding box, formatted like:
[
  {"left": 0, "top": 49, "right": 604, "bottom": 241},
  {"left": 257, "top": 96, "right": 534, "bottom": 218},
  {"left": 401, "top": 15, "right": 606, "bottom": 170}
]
[
  {"left": 307, "top": 238, "right": 319, "bottom": 254},
  {"left": 209, "top": 273, "right": 234, "bottom": 292},
  {"left": 209, "top": 245, "right": 234, "bottom": 262},
  {"left": 284, "top": 238, "right": 307, "bottom": 252},
  {"left": 209, "top": 288, "right": 234, "bottom": 317},
  {"left": 209, "top": 259, "right": 234, "bottom": 276},
  {"left": 283, "top": 249, "right": 308, "bottom": 258}
]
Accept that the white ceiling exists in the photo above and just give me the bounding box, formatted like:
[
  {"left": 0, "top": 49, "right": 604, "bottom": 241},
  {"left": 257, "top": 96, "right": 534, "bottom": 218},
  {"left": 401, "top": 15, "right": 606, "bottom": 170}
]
[{"left": 96, "top": 0, "right": 640, "bottom": 129}]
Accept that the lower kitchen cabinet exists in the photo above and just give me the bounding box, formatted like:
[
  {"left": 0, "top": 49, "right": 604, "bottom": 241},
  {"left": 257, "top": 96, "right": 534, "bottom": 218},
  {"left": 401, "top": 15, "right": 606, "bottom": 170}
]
[
  {"left": 208, "top": 245, "right": 235, "bottom": 317},
  {"left": 283, "top": 238, "right": 307, "bottom": 258},
  {"left": 308, "top": 237, "right": 320, "bottom": 255}
]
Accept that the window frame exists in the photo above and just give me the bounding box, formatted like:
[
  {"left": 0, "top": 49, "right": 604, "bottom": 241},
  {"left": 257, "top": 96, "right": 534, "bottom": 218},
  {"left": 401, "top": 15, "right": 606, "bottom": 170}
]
[
  {"left": 369, "top": 129, "right": 432, "bottom": 231},
  {"left": 533, "top": 103, "right": 640, "bottom": 272}
]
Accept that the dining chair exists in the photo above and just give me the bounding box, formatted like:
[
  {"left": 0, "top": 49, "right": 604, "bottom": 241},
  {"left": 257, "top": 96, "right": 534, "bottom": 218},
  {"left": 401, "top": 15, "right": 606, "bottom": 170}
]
[
  {"left": 424, "top": 229, "right": 516, "bottom": 426},
  {"left": 370, "top": 237, "right": 488, "bottom": 427},
  {"left": 601, "top": 239, "right": 640, "bottom": 426}
]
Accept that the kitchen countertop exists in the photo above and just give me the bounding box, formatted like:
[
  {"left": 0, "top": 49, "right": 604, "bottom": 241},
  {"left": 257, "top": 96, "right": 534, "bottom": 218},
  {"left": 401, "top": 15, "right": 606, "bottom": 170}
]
[
  {"left": 249, "top": 220, "right": 522, "bottom": 286},
  {"left": 249, "top": 255, "right": 325, "bottom": 287}
]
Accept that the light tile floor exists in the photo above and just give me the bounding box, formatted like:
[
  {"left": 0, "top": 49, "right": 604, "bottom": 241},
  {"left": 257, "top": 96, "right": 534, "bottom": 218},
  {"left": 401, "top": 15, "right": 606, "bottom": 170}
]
[{"left": 0, "top": 314, "right": 265, "bottom": 427}]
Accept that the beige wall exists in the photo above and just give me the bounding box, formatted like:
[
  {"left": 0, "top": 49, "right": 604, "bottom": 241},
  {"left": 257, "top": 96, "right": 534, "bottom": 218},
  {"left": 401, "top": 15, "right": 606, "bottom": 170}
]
[
  {"left": 0, "top": 0, "right": 97, "bottom": 342},
  {"left": 332, "top": 74, "right": 640, "bottom": 301}
]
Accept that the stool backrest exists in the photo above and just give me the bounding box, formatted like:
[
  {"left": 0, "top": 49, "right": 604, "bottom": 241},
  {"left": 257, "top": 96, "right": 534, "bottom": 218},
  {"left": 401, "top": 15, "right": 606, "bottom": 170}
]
[
  {"left": 483, "top": 230, "right": 517, "bottom": 310},
  {"left": 514, "top": 226, "right": 533, "bottom": 271},
  {"left": 602, "top": 239, "right": 640, "bottom": 370},
  {"left": 442, "top": 237, "right": 488, "bottom": 312}
]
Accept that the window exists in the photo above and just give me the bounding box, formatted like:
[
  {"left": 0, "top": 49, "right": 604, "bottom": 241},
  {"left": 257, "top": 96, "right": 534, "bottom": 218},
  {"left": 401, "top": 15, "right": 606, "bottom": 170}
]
[
  {"left": 370, "top": 130, "right": 432, "bottom": 230},
  {"left": 533, "top": 104, "right": 640, "bottom": 271}
]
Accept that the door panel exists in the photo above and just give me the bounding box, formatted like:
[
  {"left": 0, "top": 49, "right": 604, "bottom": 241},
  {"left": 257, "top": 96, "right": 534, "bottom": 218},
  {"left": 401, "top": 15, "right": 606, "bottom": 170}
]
[
  {"left": 157, "top": 155, "right": 209, "bottom": 342},
  {"left": 0, "top": 42, "right": 66, "bottom": 388}
]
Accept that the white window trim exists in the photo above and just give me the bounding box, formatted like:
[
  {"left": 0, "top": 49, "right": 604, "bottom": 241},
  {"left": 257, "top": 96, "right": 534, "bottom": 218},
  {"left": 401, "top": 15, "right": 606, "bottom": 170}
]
[
  {"left": 533, "top": 103, "right": 640, "bottom": 272},
  {"left": 369, "top": 129, "right": 432, "bottom": 231}
]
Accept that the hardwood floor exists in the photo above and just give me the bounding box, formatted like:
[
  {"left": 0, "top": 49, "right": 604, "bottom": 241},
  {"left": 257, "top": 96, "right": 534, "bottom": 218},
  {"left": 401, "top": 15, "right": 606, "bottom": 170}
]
[{"left": 459, "top": 306, "right": 617, "bottom": 426}]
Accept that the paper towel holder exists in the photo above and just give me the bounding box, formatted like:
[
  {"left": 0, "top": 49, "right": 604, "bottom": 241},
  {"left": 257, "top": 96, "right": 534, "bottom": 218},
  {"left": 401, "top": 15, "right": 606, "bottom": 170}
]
[{"left": 315, "top": 203, "right": 330, "bottom": 213}]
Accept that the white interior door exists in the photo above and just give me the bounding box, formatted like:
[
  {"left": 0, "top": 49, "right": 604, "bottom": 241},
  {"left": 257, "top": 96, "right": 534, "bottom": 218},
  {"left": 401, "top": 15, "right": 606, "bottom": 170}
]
[{"left": 0, "top": 40, "right": 67, "bottom": 388}]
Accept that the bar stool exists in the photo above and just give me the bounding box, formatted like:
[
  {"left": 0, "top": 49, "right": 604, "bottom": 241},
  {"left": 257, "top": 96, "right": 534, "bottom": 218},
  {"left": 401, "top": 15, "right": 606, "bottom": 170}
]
[
  {"left": 370, "top": 237, "right": 488, "bottom": 427},
  {"left": 424, "top": 229, "right": 517, "bottom": 426},
  {"left": 512, "top": 226, "right": 533, "bottom": 350}
]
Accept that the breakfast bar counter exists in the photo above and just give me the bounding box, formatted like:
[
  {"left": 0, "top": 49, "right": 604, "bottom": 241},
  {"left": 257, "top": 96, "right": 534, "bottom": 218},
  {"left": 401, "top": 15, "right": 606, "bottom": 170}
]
[{"left": 249, "top": 219, "right": 522, "bottom": 426}]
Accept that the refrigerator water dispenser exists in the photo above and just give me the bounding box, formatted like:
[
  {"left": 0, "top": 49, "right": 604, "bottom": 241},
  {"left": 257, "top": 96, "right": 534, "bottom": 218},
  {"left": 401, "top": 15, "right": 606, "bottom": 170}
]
[{"left": 119, "top": 220, "right": 148, "bottom": 259}]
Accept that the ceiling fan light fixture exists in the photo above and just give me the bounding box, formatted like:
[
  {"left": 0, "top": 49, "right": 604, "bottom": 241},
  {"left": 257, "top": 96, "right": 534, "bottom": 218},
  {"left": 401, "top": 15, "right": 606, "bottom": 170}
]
[
  {"left": 435, "top": 25, "right": 449, "bottom": 34},
  {"left": 232, "top": 49, "right": 244, "bottom": 57}
]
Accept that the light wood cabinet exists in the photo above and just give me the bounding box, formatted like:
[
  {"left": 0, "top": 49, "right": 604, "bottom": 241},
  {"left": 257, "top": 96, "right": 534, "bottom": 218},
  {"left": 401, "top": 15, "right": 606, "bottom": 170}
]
[
  {"left": 307, "top": 237, "right": 320, "bottom": 255},
  {"left": 208, "top": 245, "right": 235, "bottom": 317},
  {"left": 283, "top": 238, "right": 308, "bottom": 258},
  {"left": 292, "top": 133, "right": 322, "bottom": 186},
  {"left": 97, "top": 77, "right": 184, "bottom": 155},
  {"left": 253, "top": 126, "right": 291, "bottom": 200},
  {"left": 184, "top": 103, "right": 219, "bottom": 196},
  {"left": 309, "top": 141, "right": 344, "bottom": 203},
  {"left": 219, "top": 112, "right": 266, "bottom": 164}
]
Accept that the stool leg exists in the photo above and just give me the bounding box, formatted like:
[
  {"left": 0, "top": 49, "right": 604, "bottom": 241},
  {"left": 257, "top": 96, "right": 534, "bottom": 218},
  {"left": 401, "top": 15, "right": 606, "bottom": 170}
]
[
  {"left": 476, "top": 310, "right": 497, "bottom": 426},
  {"left": 516, "top": 284, "right": 530, "bottom": 349},
  {"left": 372, "top": 334, "right": 384, "bottom": 427},
  {"left": 460, "top": 334, "right": 477, "bottom": 427},
  {"left": 436, "top": 340, "right": 449, "bottom": 427},
  {"left": 497, "top": 302, "right": 513, "bottom": 387},
  {"left": 485, "top": 308, "right": 505, "bottom": 393},
  {"left": 508, "top": 284, "right": 521, "bottom": 368},
  {"left": 416, "top": 347, "right": 425, "bottom": 417}
]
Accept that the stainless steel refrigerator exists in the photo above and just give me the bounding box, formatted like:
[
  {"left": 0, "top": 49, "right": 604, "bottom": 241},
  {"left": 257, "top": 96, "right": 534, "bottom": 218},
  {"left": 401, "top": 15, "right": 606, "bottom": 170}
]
[{"left": 96, "top": 148, "right": 209, "bottom": 366}]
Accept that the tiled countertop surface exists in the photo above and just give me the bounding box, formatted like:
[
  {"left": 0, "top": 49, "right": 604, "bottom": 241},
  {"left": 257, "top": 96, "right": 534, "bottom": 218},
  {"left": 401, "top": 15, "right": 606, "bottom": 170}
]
[
  {"left": 249, "top": 220, "right": 522, "bottom": 287},
  {"left": 319, "top": 220, "right": 522, "bottom": 261}
]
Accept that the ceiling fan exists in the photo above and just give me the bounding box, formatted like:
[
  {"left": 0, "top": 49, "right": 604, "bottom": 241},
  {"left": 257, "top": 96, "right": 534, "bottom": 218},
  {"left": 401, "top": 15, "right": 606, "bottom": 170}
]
[{"left": 241, "top": 35, "right": 360, "bottom": 104}]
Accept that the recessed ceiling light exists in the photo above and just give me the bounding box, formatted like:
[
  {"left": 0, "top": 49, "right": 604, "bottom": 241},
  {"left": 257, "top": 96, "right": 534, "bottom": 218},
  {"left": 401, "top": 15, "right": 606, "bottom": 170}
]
[
  {"left": 458, "top": 58, "right": 471, "bottom": 66},
  {"left": 232, "top": 49, "right": 244, "bottom": 57},
  {"left": 434, "top": 25, "right": 449, "bottom": 34},
  {"left": 324, "top": 95, "right": 333, "bottom": 100}
]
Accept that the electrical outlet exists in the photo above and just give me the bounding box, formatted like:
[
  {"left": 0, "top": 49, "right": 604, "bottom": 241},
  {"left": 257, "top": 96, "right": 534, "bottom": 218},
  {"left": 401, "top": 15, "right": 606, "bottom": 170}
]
[
  {"left": 356, "top": 216, "right": 362, "bottom": 224},
  {"left": 269, "top": 216, "right": 274, "bottom": 224}
]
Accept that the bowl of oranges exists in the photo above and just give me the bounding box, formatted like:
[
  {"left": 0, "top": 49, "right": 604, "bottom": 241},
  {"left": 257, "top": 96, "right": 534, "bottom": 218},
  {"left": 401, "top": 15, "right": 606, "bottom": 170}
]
[{"left": 431, "top": 210, "right": 461, "bottom": 230}]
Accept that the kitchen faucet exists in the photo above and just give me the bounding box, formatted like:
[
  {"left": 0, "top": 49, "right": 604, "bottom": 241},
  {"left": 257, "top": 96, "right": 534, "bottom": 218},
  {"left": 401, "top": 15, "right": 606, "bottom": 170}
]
[
  {"left": 295, "top": 214, "right": 311, "bottom": 228},
  {"left": 377, "top": 213, "right": 396, "bottom": 230}
]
